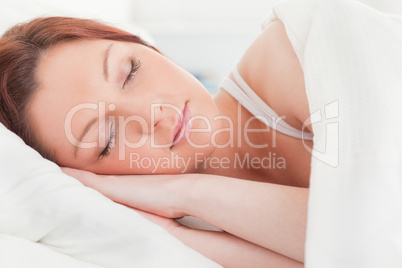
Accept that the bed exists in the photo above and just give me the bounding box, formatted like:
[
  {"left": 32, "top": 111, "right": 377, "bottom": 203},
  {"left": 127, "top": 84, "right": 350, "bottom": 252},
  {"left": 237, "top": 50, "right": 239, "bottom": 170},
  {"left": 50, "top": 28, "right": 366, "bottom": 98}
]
[{"left": 2, "top": 0, "right": 402, "bottom": 267}]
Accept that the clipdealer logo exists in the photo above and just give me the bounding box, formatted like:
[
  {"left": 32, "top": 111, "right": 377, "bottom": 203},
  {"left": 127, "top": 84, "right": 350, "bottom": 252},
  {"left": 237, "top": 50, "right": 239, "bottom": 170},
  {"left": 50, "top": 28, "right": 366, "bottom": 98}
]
[{"left": 63, "top": 100, "right": 340, "bottom": 170}]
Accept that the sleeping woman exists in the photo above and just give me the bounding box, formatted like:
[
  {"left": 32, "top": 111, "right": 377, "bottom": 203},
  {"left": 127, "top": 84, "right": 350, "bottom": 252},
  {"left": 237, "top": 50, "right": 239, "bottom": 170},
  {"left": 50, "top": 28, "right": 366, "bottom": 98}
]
[{"left": 0, "top": 5, "right": 315, "bottom": 268}]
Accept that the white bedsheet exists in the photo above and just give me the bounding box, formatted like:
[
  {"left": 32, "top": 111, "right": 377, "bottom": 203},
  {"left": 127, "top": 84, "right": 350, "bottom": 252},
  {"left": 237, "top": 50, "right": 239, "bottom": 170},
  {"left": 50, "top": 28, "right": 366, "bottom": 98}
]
[{"left": 265, "top": 0, "right": 402, "bottom": 267}]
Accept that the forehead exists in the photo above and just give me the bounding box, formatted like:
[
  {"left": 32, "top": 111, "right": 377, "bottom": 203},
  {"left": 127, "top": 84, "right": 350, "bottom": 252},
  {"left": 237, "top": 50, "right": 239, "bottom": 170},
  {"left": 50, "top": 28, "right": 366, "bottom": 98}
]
[
  {"left": 29, "top": 39, "right": 112, "bottom": 158},
  {"left": 37, "top": 39, "right": 109, "bottom": 88}
]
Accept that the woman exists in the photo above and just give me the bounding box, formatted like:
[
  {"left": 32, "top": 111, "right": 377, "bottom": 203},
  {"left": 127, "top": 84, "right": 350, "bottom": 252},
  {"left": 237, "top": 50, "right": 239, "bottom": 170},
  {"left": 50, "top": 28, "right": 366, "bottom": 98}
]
[{"left": 0, "top": 12, "right": 311, "bottom": 268}]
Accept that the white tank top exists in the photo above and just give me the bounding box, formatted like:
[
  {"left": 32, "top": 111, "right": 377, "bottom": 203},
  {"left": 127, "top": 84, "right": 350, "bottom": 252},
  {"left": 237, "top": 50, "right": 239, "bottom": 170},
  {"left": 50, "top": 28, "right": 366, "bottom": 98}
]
[{"left": 219, "top": 67, "right": 314, "bottom": 140}]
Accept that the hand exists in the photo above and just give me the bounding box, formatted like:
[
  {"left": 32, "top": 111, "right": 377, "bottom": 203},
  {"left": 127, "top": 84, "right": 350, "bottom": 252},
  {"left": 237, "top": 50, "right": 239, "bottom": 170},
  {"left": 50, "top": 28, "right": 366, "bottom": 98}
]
[{"left": 61, "top": 167, "right": 190, "bottom": 219}]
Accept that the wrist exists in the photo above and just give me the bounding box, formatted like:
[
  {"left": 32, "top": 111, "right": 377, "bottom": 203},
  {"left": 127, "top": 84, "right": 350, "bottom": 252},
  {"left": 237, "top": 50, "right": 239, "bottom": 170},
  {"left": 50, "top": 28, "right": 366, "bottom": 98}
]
[{"left": 167, "top": 173, "right": 201, "bottom": 218}]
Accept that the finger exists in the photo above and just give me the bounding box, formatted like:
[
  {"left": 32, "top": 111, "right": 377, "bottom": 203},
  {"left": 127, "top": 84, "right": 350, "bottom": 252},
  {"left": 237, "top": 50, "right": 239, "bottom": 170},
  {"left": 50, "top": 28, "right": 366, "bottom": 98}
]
[
  {"left": 129, "top": 208, "right": 182, "bottom": 232},
  {"left": 61, "top": 167, "right": 84, "bottom": 178},
  {"left": 61, "top": 167, "right": 98, "bottom": 186}
]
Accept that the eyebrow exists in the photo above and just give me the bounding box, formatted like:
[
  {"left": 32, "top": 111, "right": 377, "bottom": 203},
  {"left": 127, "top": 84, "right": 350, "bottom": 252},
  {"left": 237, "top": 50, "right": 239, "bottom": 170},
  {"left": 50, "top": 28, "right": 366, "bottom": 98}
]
[
  {"left": 103, "top": 43, "right": 113, "bottom": 81},
  {"left": 74, "top": 117, "right": 98, "bottom": 159}
]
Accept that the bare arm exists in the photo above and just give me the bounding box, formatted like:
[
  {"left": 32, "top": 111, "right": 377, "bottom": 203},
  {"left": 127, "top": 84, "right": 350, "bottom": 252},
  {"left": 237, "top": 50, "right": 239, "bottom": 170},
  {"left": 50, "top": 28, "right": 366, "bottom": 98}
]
[
  {"left": 238, "top": 20, "right": 313, "bottom": 133},
  {"left": 138, "top": 209, "right": 302, "bottom": 268},
  {"left": 174, "top": 226, "right": 303, "bottom": 268},
  {"left": 180, "top": 174, "right": 308, "bottom": 263},
  {"left": 63, "top": 168, "right": 308, "bottom": 263}
]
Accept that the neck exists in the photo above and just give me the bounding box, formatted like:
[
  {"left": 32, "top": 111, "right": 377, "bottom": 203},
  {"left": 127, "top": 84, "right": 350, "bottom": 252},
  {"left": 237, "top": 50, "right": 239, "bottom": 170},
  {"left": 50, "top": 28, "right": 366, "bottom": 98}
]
[{"left": 194, "top": 89, "right": 274, "bottom": 179}]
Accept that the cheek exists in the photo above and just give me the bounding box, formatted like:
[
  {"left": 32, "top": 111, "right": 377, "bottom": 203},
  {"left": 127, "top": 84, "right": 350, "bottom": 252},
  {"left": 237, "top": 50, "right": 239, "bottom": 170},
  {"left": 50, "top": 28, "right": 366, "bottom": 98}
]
[
  {"left": 96, "top": 145, "right": 173, "bottom": 175},
  {"left": 118, "top": 119, "right": 145, "bottom": 143}
]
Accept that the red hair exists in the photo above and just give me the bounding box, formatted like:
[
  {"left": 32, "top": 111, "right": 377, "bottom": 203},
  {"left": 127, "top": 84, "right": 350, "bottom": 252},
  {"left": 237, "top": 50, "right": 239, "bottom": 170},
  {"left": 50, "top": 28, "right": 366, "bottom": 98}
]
[{"left": 0, "top": 17, "right": 156, "bottom": 161}]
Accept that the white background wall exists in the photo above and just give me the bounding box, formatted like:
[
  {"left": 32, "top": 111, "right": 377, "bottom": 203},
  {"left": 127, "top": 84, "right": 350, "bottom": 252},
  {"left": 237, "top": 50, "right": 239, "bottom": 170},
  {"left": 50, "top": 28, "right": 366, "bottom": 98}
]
[{"left": 1, "top": 0, "right": 401, "bottom": 94}]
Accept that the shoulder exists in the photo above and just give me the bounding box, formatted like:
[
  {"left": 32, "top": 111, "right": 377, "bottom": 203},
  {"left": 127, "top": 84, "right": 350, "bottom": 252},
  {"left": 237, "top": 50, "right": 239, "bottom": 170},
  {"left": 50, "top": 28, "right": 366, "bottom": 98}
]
[{"left": 236, "top": 20, "right": 312, "bottom": 133}]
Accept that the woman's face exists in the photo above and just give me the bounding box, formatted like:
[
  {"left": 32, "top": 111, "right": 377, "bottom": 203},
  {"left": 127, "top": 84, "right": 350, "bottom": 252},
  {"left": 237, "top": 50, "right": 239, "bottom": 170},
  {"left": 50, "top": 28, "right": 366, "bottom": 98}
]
[{"left": 29, "top": 39, "right": 221, "bottom": 174}]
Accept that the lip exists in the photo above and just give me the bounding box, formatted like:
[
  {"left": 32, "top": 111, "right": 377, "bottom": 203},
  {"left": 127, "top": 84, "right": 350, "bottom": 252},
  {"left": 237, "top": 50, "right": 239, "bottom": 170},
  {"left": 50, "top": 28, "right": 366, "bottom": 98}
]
[{"left": 172, "top": 102, "right": 192, "bottom": 147}]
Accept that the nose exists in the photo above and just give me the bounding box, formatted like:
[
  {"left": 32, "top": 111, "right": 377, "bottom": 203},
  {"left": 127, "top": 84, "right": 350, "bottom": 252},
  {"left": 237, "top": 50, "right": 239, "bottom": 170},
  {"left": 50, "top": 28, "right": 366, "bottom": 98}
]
[{"left": 150, "top": 103, "right": 163, "bottom": 132}]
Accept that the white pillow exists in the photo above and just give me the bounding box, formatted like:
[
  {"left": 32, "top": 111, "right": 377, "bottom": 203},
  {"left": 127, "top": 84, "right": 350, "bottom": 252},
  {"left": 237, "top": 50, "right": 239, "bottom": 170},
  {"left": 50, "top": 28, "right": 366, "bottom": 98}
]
[
  {"left": 0, "top": 123, "right": 220, "bottom": 268},
  {"left": 0, "top": 234, "right": 103, "bottom": 268}
]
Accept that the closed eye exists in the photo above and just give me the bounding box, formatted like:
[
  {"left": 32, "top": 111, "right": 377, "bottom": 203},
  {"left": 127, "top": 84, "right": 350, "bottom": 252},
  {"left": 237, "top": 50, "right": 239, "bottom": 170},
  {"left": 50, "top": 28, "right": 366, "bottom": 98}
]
[
  {"left": 123, "top": 57, "right": 141, "bottom": 89},
  {"left": 99, "top": 122, "right": 116, "bottom": 159}
]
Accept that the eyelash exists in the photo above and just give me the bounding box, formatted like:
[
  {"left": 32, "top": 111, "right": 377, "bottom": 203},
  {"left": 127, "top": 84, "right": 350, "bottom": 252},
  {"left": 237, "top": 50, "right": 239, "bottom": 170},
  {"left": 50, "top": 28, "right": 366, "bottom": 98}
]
[
  {"left": 122, "top": 57, "right": 141, "bottom": 89},
  {"left": 100, "top": 125, "right": 116, "bottom": 159}
]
